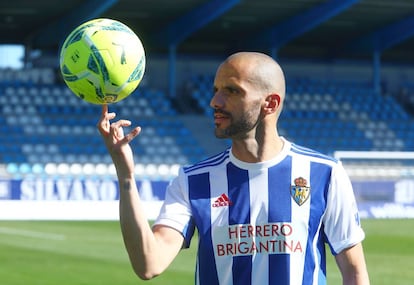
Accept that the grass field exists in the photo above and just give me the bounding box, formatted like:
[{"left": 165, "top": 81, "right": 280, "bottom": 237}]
[{"left": 0, "top": 219, "right": 412, "bottom": 285}]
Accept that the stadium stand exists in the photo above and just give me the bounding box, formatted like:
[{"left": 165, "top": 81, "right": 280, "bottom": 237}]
[
  {"left": 188, "top": 72, "right": 414, "bottom": 155},
  {"left": 1, "top": 1, "right": 414, "bottom": 180},
  {"left": 0, "top": 68, "right": 206, "bottom": 177},
  {"left": 1, "top": 65, "right": 414, "bottom": 179}
]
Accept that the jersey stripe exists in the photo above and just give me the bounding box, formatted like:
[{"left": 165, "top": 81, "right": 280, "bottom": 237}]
[
  {"left": 228, "top": 163, "right": 250, "bottom": 225},
  {"left": 188, "top": 173, "right": 219, "bottom": 285},
  {"left": 227, "top": 163, "right": 252, "bottom": 285},
  {"left": 268, "top": 157, "right": 292, "bottom": 284},
  {"left": 249, "top": 167, "right": 269, "bottom": 285},
  {"left": 291, "top": 143, "right": 336, "bottom": 163},
  {"left": 211, "top": 163, "right": 232, "bottom": 284},
  {"left": 310, "top": 162, "right": 330, "bottom": 284},
  {"left": 290, "top": 153, "right": 311, "bottom": 285},
  {"left": 184, "top": 149, "right": 230, "bottom": 173}
]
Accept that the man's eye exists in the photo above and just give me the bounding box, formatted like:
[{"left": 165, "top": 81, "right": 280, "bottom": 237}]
[{"left": 227, "top": 87, "right": 238, "bottom": 93}]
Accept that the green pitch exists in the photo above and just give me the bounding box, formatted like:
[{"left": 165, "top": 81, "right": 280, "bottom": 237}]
[{"left": 0, "top": 219, "right": 412, "bottom": 285}]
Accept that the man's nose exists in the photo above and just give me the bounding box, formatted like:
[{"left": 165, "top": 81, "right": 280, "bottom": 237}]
[{"left": 210, "top": 91, "right": 224, "bottom": 109}]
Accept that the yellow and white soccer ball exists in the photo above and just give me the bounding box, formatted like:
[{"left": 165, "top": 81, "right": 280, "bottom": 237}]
[{"left": 59, "top": 18, "right": 145, "bottom": 104}]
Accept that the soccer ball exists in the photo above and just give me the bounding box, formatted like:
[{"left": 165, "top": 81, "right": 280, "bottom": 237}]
[{"left": 59, "top": 18, "right": 145, "bottom": 104}]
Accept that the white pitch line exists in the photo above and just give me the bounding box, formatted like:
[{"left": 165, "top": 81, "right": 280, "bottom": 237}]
[{"left": 0, "top": 227, "right": 66, "bottom": 241}]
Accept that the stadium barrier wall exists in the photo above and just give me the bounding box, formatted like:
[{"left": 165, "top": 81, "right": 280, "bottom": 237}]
[
  {"left": 0, "top": 178, "right": 167, "bottom": 220},
  {"left": 352, "top": 180, "right": 414, "bottom": 218},
  {"left": 334, "top": 151, "right": 414, "bottom": 219},
  {"left": 0, "top": 176, "right": 413, "bottom": 220}
]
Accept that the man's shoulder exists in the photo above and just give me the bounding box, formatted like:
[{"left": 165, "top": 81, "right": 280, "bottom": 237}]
[
  {"left": 182, "top": 148, "right": 231, "bottom": 175},
  {"left": 289, "top": 142, "right": 338, "bottom": 165}
]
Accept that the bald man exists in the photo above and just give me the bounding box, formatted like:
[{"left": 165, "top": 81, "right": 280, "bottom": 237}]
[{"left": 98, "top": 52, "right": 370, "bottom": 285}]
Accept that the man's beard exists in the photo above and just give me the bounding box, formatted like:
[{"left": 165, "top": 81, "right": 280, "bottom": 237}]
[{"left": 214, "top": 107, "right": 261, "bottom": 139}]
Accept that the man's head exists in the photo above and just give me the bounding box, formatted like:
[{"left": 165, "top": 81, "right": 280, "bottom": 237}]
[{"left": 210, "top": 52, "right": 286, "bottom": 139}]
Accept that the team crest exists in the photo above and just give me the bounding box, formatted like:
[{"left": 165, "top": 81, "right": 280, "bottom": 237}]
[{"left": 291, "top": 177, "right": 310, "bottom": 206}]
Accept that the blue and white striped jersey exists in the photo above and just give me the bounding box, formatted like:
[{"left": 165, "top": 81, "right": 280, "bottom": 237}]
[{"left": 154, "top": 138, "right": 365, "bottom": 285}]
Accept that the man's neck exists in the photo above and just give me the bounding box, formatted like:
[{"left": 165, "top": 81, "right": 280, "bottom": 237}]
[{"left": 231, "top": 135, "right": 284, "bottom": 163}]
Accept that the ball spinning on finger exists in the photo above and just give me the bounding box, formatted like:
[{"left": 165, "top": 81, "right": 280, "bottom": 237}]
[{"left": 59, "top": 18, "right": 146, "bottom": 104}]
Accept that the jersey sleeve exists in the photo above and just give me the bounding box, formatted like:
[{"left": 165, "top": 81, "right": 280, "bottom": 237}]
[
  {"left": 323, "top": 161, "right": 365, "bottom": 255},
  {"left": 153, "top": 167, "right": 195, "bottom": 248}
]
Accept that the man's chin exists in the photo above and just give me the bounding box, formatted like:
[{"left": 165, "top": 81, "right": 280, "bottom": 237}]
[{"left": 214, "top": 129, "right": 230, "bottom": 139}]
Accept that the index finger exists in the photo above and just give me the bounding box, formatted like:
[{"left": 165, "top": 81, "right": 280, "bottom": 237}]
[
  {"left": 101, "top": 104, "right": 108, "bottom": 116},
  {"left": 97, "top": 104, "right": 113, "bottom": 134}
]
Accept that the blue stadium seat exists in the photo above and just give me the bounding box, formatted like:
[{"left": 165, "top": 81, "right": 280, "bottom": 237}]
[{"left": 1, "top": 68, "right": 414, "bottom": 168}]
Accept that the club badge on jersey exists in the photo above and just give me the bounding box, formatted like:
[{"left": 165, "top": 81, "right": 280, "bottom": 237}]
[{"left": 291, "top": 177, "right": 310, "bottom": 206}]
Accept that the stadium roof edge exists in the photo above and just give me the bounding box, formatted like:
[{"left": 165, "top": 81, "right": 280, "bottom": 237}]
[
  {"left": 250, "top": 0, "right": 360, "bottom": 51},
  {"left": 151, "top": 0, "right": 241, "bottom": 47},
  {"left": 32, "top": 0, "right": 119, "bottom": 48}
]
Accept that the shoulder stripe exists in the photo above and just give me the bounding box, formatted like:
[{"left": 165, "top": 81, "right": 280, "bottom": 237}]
[
  {"left": 290, "top": 143, "right": 337, "bottom": 163},
  {"left": 184, "top": 148, "right": 230, "bottom": 173}
]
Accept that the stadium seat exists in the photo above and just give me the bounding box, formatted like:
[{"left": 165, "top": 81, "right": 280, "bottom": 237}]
[{"left": 1, "top": 68, "right": 414, "bottom": 171}]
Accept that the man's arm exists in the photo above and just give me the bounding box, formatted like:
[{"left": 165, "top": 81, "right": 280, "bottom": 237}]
[
  {"left": 335, "top": 243, "right": 370, "bottom": 285},
  {"left": 97, "top": 105, "right": 184, "bottom": 280}
]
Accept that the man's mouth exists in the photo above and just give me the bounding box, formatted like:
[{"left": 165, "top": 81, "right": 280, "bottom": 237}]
[{"left": 214, "top": 112, "right": 229, "bottom": 125}]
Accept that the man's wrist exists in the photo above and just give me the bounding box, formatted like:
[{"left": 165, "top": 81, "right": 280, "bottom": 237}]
[{"left": 118, "top": 177, "right": 136, "bottom": 191}]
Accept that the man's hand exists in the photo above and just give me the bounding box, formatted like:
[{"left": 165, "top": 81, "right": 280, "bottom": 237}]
[{"left": 97, "top": 104, "right": 141, "bottom": 178}]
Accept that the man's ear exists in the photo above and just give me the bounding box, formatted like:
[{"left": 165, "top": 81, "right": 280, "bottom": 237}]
[{"left": 263, "top": 93, "right": 281, "bottom": 114}]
